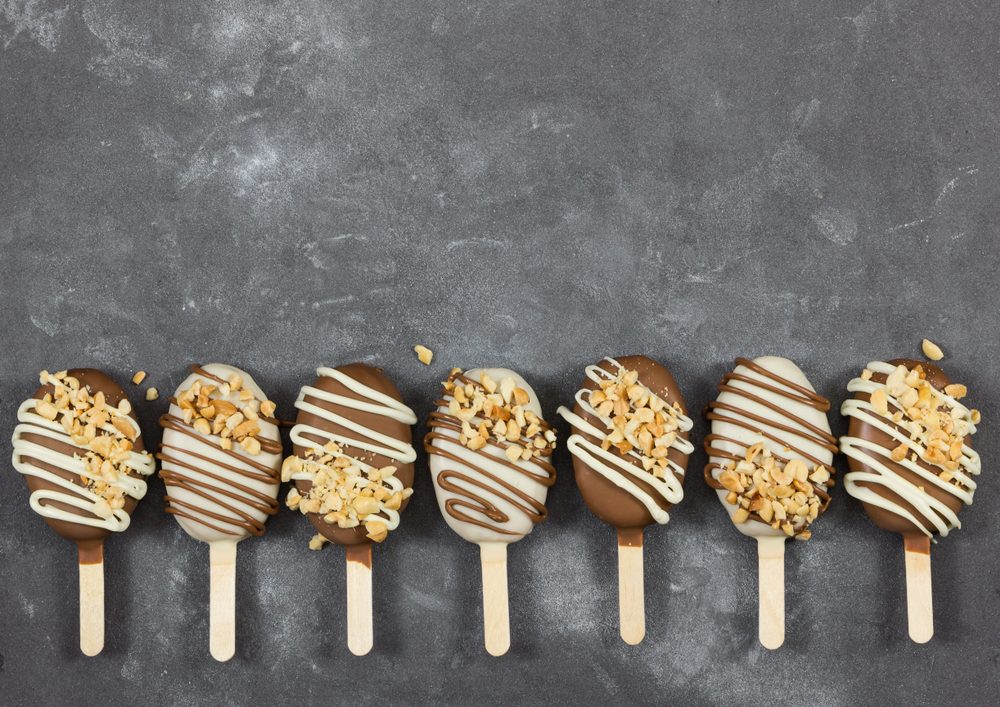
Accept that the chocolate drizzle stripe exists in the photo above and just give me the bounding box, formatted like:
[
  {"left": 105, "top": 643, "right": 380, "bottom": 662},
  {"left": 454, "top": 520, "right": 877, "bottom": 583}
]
[
  {"left": 158, "top": 365, "right": 281, "bottom": 539},
  {"left": 703, "top": 357, "right": 836, "bottom": 530},
  {"left": 426, "top": 371, "right": 556, "bottom": 536}
]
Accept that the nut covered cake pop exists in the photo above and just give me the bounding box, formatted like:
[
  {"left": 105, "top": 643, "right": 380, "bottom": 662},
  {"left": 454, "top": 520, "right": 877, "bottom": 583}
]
[
  {"left": 426, "top": 368, "right": 557, "bottom": 656},
  {"left": 704, "top": 356, "right": 836, "bottom": 649},
  {"left": 158, "top": 364, "right": 282, "bottom": 661},
  {"left": 283, "top": 363, "right": 417, "bottom": 655},
  {"left": 12, "top": 369, "right": 155, "bottom": 655},
  {"left": 840, "top": 358, "right": 981, "bottom": 643},
  {"left": 557, "top": 356, "right": 693, "bottom": 644}
]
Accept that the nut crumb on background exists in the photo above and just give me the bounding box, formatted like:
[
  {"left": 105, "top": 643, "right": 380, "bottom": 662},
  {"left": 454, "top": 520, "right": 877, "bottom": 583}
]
[
  {"left": 414, "top": 344, "right": 433, "bottom": 365},
  {"left": 922, "top": 338, "right": 944, "bottom": 361}
]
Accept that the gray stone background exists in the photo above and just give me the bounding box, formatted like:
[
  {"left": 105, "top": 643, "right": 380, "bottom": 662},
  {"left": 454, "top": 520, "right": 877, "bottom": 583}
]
[{"left": 1, "top": 1, "right": 998, "bottom": 705}]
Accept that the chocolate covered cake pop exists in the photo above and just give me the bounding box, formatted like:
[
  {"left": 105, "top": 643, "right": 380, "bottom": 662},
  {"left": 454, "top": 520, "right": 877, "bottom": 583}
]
[
  {"left": 283, "top": 363, "right": 417, "bottom": 655},
  {"left": 426, "top": 368, "right": 557, "bottom": 655},
  {"left": 158, "top": 363, "right": 282, "bottom": 661},
  {"left": 840, "top": 358, "right": 981, "bottom": 642},
  {"left": 557, "top": 356, "right": 693, "bottom": 644},
  {"left": 12, "top": 369, "right": 155, "bottom": 655},
  {"left": 704, "top": 356, "right": 836, "bottom": 649}
]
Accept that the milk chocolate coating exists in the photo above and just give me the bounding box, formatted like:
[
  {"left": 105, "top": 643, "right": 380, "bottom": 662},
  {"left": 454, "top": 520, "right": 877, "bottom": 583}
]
[
  {"left": 847, "top": 358, "right": 966, "bottom": 537},
  {"left": 568, "top": 355, "right": 690, "bottom": 530},
  {"left": 16, "top": 369, "right": 145, "bottom": 562},
  {"left": 292, "top": 363, "right": 414, "bottom": 546}
]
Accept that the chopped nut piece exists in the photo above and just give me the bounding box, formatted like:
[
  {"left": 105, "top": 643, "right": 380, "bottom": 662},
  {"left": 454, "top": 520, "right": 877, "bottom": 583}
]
[
  {"left": 944, "top": 383, "right": 967, "bottom": 400},
  {"left": 35, "top": 400, "right": 59, "bottom": 420},
  {"left": 921, "top": 338, "right": 944, "bottom": 361},
  {"left": 414, "top": 345, "right": 434, "bottom": 365},
  {"left": 132, "top": 371, "right": 147, "bottom": 385},
  {"left": 308, "top": 534, "right": 328, "bottom": 550}
]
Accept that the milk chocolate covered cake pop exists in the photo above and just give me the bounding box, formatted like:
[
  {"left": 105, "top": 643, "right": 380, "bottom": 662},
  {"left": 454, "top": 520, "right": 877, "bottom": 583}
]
[
  {"left": 12, "top": 369, "right": 155, "bottom": 655},
  {"left": 557, "top": 356, "right": 693, "bottom": 644},
  {"left": 283, "top": 364, "right": 417, "bottom": 655},
  {"left": 704, "top": 356, "right": 836, "bottom": 649},
  {"left": 840, "top": 358, "right": 981, "bottom": 643},
  {"left": 158, "top": 364, "right": 282, "bottom": 661},
  {"left": 426, "top": 368, "right": 557, "bottom": 656}
]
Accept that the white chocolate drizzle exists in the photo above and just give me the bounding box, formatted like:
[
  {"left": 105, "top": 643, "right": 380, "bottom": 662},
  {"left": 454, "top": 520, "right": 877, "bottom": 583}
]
[
  {"left": 841, "top": 360, "right": 981, "bottom": 538},
  {"left": 557, "top": 357, "right": 693, "bottom": 524},
  {"left": 12, "top": 398, "right": 154, "bottom": 532}
]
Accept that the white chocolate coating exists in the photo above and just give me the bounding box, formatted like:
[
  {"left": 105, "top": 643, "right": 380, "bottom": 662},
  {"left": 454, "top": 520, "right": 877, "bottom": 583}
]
[
  {"left": 556, "top": 357, "right": 693, "bottom": 524},
  {"left": 160, "top": 364, "right": 281, "bottom": 544},
  {"left": 428, "top": 368, "right": 553, "bottom": 545},
  {"left": 12, "top": 398, "right": 154, "bottom": 532},
  {"left": 840, "top": 360, "right": 981, "bottom": 538},
  {"left": 706, "top": 356, "right": 834, "bottom": 539}
]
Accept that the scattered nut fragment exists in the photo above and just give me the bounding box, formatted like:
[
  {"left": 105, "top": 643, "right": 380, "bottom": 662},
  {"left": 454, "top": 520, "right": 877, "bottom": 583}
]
[
  {"left": 921, "top": 338, "right": 944, "bottom": 361},
  {"left": 308, "top": 534, "right": 328, "bottom": 551},
  {"left": 944, "top": 383, "right": 967, "bottom": 400},
  {"left": 132, "top": 371, "right": 147, "bottom": 385},
  {"left": 414, "top": 344, "right": 434, "bottom": 365}
]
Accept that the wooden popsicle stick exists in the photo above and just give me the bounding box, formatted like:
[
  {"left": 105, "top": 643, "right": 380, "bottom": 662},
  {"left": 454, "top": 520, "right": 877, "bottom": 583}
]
[
  {"left": 617, "top": 528, "right": 645, "bottom": 645},
  {"left": 757, "top": 536, "right": 785, "bottom": 650},
  {"left": 346, "top": 543, "right": 374, "bottom": 656},
  {"left": 209, "top": 540, "right": 238, "bottom": 662},
  {"left": 79, "top": 557, "right": 105, "bottom": 657},
  {"left": 480, "top": 542, "right": 510, "bottom": 657},
  {"left": 903, "top": 534, "right": 933, "bottom": 643}
]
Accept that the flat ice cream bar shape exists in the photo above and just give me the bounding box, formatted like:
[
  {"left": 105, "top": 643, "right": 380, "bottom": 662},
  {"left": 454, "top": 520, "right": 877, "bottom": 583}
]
[
  {"left": 703, "top": 356, "right": 836, "bottom": 650},
  {"left": 158, "top": 363, "right": 282, "bottom": 661},
  {"left": 704, "top": 356, "right": 837, "bottom": 540},
  {"left": 12, "top": 368, "right": 156, "bottom": 655},
  {"left": 425, "top": 367, "right": 557, "bottom": 656},
  {"left": 841, "top": 359, "right": 981, "bottom": 539},
  {"left": 557, "top": 355, "right": 693, "bottom": 644},
  {"left": 426, "top": 368, "right": 557, "bottom": 545},
  {"left": 283, "top": 363, "right": 417, "bottom": 656},
  {"left": 840, "top": 358, "right": 981, "bottom": 644}
]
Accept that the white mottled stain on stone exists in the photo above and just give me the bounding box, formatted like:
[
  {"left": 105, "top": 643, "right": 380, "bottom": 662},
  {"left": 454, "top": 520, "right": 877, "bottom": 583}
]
[
  {"left": 811, "top": 205, "right": 858, "bottom": 245},
  {"left": 0, "top": 0, "right": 67, "bottom": 50}
]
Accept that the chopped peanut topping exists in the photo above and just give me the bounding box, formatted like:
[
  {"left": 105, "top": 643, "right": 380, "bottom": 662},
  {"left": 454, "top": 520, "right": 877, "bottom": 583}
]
[
  {"left": 442, "top": 370, "right": 556, "bottom": 459},
  {"left": 587, "top": 365, "right": 684, "bottom": 482},
  {"left": 36, "top": 370, "right": 150, "bottom": 515},
  {"left": 174, "top": 376, "right": 274, "bottom": 456},
  {"left": 717, "top": 442, "right": 829, "bottom": 540},
  {"left": 876, "top": 363, "right": 978, "bottom": 482},
  {"left": 132, "top": 371, "right": 147, "bottom": 385},
  {"left": 283, "top": 439, "right": 412, "bottom": 545}
]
